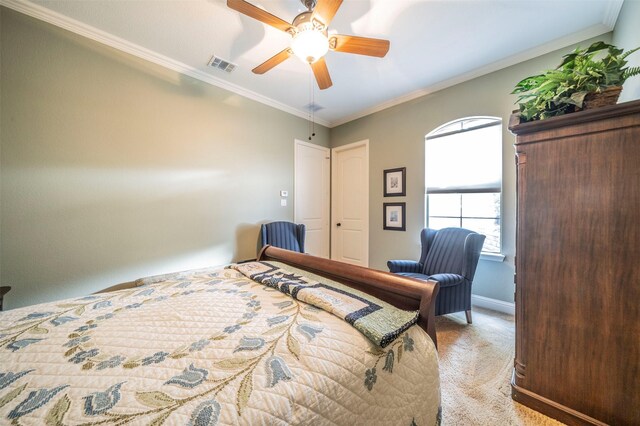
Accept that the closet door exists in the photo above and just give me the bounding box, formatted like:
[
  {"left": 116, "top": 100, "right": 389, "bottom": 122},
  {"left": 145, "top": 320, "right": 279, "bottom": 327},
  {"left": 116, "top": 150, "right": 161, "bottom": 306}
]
[
  {"left": 331, "top": 140, "right": 369, "bottom": 267},
  {"left": 294, "top": 140, "right": 330, "bottom": 258}
]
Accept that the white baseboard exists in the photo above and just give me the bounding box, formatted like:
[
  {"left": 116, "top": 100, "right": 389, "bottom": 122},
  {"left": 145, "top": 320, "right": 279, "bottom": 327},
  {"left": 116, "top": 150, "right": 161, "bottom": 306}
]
[{"left": 471, "top": 294, "right": 515, "bottom": 315}]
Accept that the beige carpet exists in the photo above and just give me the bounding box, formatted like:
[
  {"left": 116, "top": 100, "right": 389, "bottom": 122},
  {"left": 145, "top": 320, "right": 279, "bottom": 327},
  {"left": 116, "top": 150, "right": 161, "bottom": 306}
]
[{"left": 436, "top": 308, "right": 564, "bottom": 425}]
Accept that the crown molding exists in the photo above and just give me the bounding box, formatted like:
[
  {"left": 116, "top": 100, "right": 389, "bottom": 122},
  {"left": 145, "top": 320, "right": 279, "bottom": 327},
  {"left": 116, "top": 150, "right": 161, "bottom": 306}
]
[
  {"left": 602, "top": 0, "right": 625, "bottom": 28},
  {"left": 1, "top": 0, "right": 624, "bottom": 129},
  {"left": 0, "top": 0, "right": 331, "bottom": 128},
  {"left": 330, "top": 21, "right": 618, "bottom": 127}
]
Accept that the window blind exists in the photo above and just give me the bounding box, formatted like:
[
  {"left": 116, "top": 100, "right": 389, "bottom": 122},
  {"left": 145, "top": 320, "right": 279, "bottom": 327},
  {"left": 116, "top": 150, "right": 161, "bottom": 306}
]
[{"left": 425, "top": 123, "right": 501, "bottom": 194}]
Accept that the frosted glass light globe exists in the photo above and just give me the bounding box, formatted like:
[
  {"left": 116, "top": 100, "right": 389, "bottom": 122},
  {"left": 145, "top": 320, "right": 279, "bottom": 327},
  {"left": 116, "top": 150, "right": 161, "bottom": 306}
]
[{"left": 291, "top": 29, "right": 329, "bottom": 63}]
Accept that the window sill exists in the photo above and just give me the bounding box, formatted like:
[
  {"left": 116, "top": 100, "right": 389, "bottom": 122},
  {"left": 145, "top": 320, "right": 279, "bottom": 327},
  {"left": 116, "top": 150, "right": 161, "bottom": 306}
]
[{"left": 480, "top": 252, "right": 505, "bottom": 262}]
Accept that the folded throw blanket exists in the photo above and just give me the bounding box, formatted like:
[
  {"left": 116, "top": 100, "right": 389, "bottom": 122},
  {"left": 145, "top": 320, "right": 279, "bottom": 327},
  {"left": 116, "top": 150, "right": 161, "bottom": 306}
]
[{"left": 231, "top": 261, "right": 419, "bottom": 347}]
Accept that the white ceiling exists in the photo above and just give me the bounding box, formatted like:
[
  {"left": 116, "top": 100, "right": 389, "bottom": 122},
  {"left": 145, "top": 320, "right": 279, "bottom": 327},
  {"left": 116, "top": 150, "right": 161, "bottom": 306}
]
[{"left": 3, "top": 0, "right": 623, "bottom": 127}]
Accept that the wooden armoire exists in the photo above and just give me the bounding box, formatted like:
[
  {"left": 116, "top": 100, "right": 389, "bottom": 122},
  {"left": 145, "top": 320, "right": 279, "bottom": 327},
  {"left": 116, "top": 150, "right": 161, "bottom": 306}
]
[{"left": 509, "top": 100, "right": 640, "bottom": 426}]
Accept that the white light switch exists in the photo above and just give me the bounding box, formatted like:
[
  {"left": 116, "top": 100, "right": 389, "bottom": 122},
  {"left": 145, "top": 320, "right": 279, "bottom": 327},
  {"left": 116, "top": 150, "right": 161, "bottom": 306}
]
[
  {"left": 280, "top": 190, "right": 289, "bottom": 197},
  {"left": 280, "top": 199, "right": 287, "bottom": 206}
]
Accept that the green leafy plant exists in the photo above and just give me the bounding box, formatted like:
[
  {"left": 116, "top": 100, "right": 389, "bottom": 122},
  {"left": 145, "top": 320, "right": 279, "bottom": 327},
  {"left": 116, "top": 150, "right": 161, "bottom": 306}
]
[{"left": 512, "top": 41, "right": 640, "bottom": 121}]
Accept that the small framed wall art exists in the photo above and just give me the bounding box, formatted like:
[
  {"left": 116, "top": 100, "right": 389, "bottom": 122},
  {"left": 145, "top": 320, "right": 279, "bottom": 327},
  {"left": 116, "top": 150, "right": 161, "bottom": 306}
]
[
  {"left": 383, "top": 167, "right": 406, "bottom": 197},
  {"left": 383, "top": 202, "right": 406, "bottom": 231}
]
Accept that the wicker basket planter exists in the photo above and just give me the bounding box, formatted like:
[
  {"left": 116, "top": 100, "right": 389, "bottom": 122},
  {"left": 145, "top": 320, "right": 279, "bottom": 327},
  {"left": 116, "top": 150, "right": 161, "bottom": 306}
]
[
  {"left": 581, "top": 86, "right": 623, "bottom": 110},
  {"left": 512, "top": 41, "right": 640, "bottom": 121}
]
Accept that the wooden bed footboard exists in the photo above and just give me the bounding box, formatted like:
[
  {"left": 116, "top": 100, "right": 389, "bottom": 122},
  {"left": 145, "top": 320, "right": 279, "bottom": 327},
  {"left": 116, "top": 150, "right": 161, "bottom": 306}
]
[{"left": 258, "top": 245, "right": 440, "bottom": 347}]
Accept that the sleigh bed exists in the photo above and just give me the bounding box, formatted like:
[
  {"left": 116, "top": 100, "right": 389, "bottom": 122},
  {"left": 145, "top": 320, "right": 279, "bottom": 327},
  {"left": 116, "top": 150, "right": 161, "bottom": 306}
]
[{"left": 0, "top": 246, "right": 441, "bottom": 425}]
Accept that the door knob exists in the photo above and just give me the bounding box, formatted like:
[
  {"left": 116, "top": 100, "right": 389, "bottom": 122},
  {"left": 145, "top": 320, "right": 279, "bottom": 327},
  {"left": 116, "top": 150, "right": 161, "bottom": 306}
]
[{"left": 336, "top": 223, "right": 342, "bottom": 227}]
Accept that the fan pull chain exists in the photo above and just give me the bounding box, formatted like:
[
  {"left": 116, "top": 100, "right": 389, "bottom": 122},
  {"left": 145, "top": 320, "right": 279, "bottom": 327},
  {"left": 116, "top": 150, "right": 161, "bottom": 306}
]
[
  {"left": 312, "top": 80, "right": 316, "bottom": 138},
  {"left": 308, "top": 70, "right": 315, "bottom": 141},
  {"left": 308, "top": 71, "right": 311, "bottom": 139}
]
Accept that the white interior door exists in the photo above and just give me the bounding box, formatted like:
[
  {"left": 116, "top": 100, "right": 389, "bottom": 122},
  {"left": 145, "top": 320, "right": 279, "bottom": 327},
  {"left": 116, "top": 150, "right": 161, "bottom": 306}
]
[
  {"left": 331, "top": 140, "right": 369, "bottom": 266},
  {"left": 294, "top": 140, "right": 330, "bottom": 258}
]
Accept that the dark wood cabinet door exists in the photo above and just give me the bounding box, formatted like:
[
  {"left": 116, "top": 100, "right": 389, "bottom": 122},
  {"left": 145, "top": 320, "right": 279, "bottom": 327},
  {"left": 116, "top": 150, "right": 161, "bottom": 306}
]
[{"left": 509, "top": 100, "right": 640, "bottom": 426}]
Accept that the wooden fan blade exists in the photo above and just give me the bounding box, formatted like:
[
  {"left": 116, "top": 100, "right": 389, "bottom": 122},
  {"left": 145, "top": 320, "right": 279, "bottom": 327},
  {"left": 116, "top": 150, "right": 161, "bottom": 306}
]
[
  {"left": 311, "top": 57, "right": 332, "bottom": 90},
  {"left": 227, "top": 0, "right": 293, "bottom": 33},
  {"left": 312, "top": 0, "right": 343, "bottom": 27},
  {"left": 330, "top": 34, "right": 390, "bottom": 57},
  {"left": 252, "top": 48, "right": 292, "bottom": 74}
]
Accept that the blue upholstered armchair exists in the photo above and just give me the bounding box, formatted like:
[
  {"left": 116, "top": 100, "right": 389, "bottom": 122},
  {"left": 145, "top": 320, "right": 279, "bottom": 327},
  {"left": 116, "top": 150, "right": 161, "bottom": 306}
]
[
  {"left": 260, "top": 221, "right": 306, "bottom": 253},
  {"left": 388, "top": 227, "right": 485, "bottom": 324}
]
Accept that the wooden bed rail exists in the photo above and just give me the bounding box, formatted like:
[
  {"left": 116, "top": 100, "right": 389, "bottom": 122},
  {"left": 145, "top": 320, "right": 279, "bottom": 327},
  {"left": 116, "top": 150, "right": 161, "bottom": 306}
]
[{"left": 258, "top": 245, "right": 439, "bottom": 347}]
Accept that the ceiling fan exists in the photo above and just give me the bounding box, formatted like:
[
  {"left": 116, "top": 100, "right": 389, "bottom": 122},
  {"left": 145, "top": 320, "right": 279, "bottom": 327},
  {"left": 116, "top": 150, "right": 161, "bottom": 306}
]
[{"left": 227, "top": 0, "right": 390, "bottom": 90}]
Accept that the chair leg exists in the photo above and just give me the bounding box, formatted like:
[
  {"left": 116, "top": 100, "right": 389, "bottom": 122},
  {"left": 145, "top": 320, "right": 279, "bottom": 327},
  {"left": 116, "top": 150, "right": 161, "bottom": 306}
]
[{"left": 465, "top": 310, "right": 472, "bottom": 324}]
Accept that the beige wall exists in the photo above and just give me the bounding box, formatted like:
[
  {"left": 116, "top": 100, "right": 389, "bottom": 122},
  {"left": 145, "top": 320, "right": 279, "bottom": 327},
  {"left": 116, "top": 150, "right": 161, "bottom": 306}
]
[
  {"left": 330, "top": 34, "right": 616, "bottom": 303},
  {"left": 613, "top": 0, "right": 640, "bottom": 103},
  {"left": 2, "top": 3, "right": 638, "bottom": 310},
  {"left": 0, "top": 8, "right": 329, "bottom": 309}
]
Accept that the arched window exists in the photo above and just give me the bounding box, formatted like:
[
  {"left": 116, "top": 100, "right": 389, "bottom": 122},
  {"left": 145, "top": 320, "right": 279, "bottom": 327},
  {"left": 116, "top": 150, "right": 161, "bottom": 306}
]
[{"left": 425, "top": 117, "right": 502, "bottom": 253}]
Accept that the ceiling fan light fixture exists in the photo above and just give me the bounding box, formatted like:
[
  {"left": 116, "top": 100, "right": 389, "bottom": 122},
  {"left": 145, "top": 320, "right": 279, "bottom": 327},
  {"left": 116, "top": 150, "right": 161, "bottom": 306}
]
[
  {"left": 228, "top": 0, "right": 389, "bottom": 89},
  {"left": 291, "top": 29, "right": 329, "bottom": 64}
]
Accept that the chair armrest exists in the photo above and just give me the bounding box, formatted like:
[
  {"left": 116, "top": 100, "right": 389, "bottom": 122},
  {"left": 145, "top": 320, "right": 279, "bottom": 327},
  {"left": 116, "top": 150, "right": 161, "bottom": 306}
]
[
  {"left": 387, "top": 260, "right": 422, "bottom": 273},
  {"left": 428, "top": 273, "right": 465, "bottom": 288},
  {"left": 462, "top": 233, "right": 486, "bottom": 280}
]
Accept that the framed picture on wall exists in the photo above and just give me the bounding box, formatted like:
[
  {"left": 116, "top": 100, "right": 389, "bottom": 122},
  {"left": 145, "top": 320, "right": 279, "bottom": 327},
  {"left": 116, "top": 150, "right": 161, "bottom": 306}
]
[
  {"left": 383, "top": 202, "right": 406, "bottom": 231},
  {"left": 384, "top": 167, "right": 406, "bottom": 197}
]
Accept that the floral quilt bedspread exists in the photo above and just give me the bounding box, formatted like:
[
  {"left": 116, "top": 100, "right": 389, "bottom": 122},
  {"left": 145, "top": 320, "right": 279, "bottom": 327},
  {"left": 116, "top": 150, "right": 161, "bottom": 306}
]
[{"left": 0, "top": 265, "right": 440, "bottom": 425}]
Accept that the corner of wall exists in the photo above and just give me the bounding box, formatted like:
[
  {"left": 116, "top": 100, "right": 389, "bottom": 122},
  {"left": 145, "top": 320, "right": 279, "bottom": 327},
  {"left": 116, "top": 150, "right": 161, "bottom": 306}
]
[{"left": 613, "top": 0, "right": 640, "bottom": 103}]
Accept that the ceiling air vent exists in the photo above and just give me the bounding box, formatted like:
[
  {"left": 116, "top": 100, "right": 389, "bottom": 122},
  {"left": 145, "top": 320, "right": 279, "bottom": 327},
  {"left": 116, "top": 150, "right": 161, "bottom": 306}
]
[
  {"left": 304, "top": 102, "right": 324, "bottom": 112},
  {"left": 207, "top": 55, "right": 236, "bottom": 73}
]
